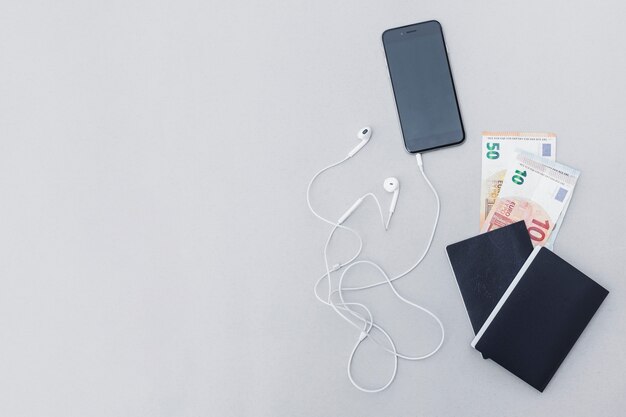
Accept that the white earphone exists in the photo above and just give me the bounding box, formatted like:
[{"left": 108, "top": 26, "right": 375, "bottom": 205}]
[
  {"left": 383, "top": 177, "right": 400, "bottom": 229},
  {"left": 307, "top": 126, "right": 444, "bottom": 393},
  {"left": 347, "top": 126, "right": 372, "bottom": 158}
]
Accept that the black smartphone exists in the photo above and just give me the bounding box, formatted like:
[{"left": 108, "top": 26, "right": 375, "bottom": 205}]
[{"left": 382, "top": 20, "right": 464, "bottom": 153}]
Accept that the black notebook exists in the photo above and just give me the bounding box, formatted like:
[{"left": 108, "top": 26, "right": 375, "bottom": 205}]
[
  {"left": 471, "top": 246, "right": 609, "bottom": 392},
  {"left": 446, "top": 221, "right": 533, "bottom": 335}
]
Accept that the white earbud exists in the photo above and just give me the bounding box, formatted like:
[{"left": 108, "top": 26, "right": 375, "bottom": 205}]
[
  {"left": 347, "top": 127, "right": 372, "bottom": 158},
  {"left": 384, "top": 177, "right": 400, "bottom": 229},
  {"left": 384, "top": 177, "right": 400, "bottom": 213}
]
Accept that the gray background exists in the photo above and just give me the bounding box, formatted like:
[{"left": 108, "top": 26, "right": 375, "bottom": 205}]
[{"left": 0, "top": 0, "right": 625, "bottom": 416}]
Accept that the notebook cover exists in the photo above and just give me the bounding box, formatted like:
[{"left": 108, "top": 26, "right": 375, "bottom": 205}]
[
  {"left": 471, "top": 247, "right": 609, "bottom": 392},
  {"left": 446, "top": 221, "right": 533, "bottom": 335}
]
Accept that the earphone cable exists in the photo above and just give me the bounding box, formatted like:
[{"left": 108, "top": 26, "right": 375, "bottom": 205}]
[{"left": 308, "top": 149, "right": 445, "bottom": 392}]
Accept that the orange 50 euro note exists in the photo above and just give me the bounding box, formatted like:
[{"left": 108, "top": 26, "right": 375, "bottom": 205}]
[{"left": 481, "top": 151, "right": 580, "bottom": 247}]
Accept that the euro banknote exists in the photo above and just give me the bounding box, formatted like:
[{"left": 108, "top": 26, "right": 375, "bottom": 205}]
[
  {"left": 480, "top": 150, "right": 580, "bottom": 247},
  {"left": 480, "top": 132, "right": 557, "bottom": 229}
]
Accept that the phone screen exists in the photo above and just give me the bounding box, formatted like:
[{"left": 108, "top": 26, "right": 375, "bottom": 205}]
[{"left": 383, "top": 21, "right": 464, "bottom": 153}]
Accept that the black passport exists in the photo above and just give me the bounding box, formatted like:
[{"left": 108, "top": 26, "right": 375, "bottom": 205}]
[
  {"left": 446, "top": 221, "right": 533, "bottom": 335},
  {"left": 471, "top": 247, "right": 609, "bottom": 392}
]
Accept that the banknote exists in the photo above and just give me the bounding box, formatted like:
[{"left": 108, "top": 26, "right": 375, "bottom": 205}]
[
  {"left": 481, "top": 151, "right": 580, "bottom": 247},
  {"left": 480, "top": 132, "right": 557, "bottom": 229}
]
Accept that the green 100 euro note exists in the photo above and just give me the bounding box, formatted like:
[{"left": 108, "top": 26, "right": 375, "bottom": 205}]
[
  {"left": 480, "top": 132, "right": 557, "bottom": 230},
  {"left": 481, "top": 151, "right": 580, "bottom": 247}
]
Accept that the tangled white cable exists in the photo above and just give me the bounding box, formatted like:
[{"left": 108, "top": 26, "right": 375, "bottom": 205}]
[{"left": 307, "top": 127, "right": 445, "bottom": 393}]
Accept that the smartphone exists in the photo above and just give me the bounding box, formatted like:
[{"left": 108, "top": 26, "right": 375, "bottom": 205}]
[{"left": 382, "top": 20, "right": 464, "bottom": 153}]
